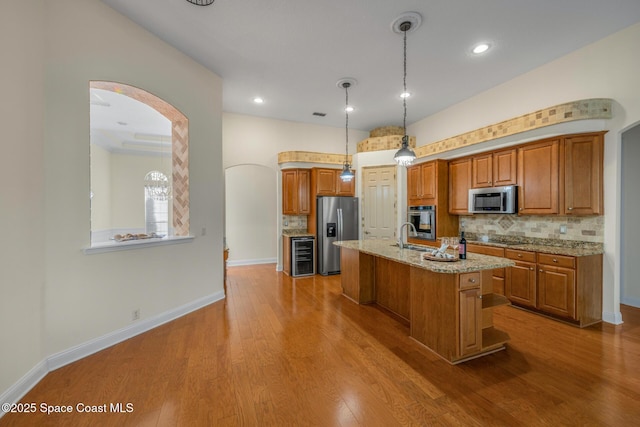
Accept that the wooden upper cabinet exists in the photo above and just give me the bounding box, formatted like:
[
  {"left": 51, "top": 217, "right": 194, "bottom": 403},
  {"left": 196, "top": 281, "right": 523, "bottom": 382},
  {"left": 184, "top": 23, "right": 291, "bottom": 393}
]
[
  {"left": 472, "top": 149, "right": 516, "bottom": 188},
  {"left": 492, "top": 148, "right": 517, "bottom": 187},
  {"left": 297, "top": 169, "right": 311, "bottom": 213},
  {"left": 472, "top": 153, "right": 493, "bottom": 188},
  {"left": 517, "top": 138, "right": 559, "bottom": 215},
  {"left": 407, "top": 165, "right": 422, "bottom": 204},
  {"left": 311, "top": 167, "right": 355, "bottom": 197},
  {"left": 448, "top": 157, "right": 472, "bottom": 214},
  {"left": 407, "top": 161, "right": 440, "bottom": 205},
  {"left": 560, "top": 132, "right": 604, "bottom": 215},
  {"left": 420, "top": 162, "right": 437, "bottom": 200},
  {"left": 282, "top": 169, "right": 310, "bottom": 215},
  {"left": 315, "top": 168, "right": 337, "bottom": 195},
  {"left": 336, "top": 171, "right": 356, "bottom": 196}
]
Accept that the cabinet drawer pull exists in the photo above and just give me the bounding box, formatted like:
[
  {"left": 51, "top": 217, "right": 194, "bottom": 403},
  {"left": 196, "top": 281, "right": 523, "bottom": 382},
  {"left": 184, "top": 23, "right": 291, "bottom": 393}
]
[
  {"left": 469, "top": 278, "right": 477, "bottom": 283},
  {"left": 553, "top": 258, "right": 558, "bottom": 263},
  {"left": 568, "top": 207, "right": 573, "bottom": 211},
  {"left": 517, "top": 254, "right": 523, "bottom": 258}
]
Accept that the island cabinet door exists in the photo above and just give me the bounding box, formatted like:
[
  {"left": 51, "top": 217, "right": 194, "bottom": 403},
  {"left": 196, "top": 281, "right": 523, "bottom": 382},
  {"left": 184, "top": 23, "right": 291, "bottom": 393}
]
[{"left": 459, "top": 288, "right": 482, "bottom": 357}]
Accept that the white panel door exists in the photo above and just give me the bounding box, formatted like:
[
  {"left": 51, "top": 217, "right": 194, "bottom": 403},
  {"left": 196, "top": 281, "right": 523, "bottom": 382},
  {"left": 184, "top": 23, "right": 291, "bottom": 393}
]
[{"left": 362, "top": 166, "right": 396, "bottom": 240}]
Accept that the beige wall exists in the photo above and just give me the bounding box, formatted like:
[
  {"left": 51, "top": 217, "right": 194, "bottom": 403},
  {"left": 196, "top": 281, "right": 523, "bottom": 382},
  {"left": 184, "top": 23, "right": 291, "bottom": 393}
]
[
  {"left": 408, "top": 22, "right": 640, "bottom": 323},
  {"left": 223, "top": 113, "right": 368, "bottom": 265},
  {"left": 1, "top": 0, "right": 224, "bottom": 402},
  {"left": 0, "top": 0, "right": 46, "bottom": 400},
  {"left": 225, "top": 165, "right": 277, "bottom": 265},
  {"left": 43, "top": 0, "right": 223, "bottom": 354}
]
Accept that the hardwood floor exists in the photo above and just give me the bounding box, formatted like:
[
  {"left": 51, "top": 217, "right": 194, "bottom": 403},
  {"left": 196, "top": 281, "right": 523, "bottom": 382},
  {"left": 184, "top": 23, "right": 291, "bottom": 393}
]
[{"left": 2, "top": 264, "right": 639, "bottom": 426}]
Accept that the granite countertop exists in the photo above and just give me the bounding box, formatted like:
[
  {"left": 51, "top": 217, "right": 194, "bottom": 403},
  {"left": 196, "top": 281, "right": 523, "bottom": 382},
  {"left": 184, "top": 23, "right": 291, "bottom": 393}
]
[
  {"left": 334, "top": 240, "right": 514, "bottom": 274},
  {"left": 464, "top": 237, "right": 604, "bottom": 257},
  {"left": 282, "top": 229, "right": 315, "bottom": 237}
]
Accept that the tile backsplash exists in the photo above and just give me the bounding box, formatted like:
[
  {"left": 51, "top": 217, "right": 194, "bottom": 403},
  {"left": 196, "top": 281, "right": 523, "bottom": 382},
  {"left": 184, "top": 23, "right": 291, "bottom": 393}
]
[
  {"left": 460, "top": 214, "right": 604, "bottom": 243},
  {"left": 282, "top": 215, "right": 308, "bottom": 230}
]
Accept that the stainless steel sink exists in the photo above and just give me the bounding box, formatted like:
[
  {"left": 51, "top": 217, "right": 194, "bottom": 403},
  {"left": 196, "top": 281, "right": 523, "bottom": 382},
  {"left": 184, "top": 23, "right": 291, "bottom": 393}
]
[{"left": 391, "top": 243, "right": 430, "bottom": 252}]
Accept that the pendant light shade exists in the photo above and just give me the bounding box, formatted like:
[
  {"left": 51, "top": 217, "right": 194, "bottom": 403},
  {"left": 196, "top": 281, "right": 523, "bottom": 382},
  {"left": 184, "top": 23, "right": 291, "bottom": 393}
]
[
  {"left": 338, "top": 79, "right": 356, "bottom": 182},
  {"left": 394, "top": 136, "right": 416, "bottom": 167},
  {"left": 393, "top": 16, "right": 418, "bottom": 167}
]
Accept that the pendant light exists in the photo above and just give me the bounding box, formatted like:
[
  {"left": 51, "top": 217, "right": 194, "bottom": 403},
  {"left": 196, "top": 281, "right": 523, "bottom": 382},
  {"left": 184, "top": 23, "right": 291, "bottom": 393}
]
[
  {"left": 338, "top": 79, "right": 356, "bottom": 182},
  {"left": 393, "top": 14, "right": 421, "bottom": 167}
]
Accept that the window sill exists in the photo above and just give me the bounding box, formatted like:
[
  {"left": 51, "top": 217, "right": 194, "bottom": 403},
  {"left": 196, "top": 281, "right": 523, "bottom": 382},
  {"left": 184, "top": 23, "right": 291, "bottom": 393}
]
[{"left": 84, "top": 235, "right": 195, "bottom": 255}]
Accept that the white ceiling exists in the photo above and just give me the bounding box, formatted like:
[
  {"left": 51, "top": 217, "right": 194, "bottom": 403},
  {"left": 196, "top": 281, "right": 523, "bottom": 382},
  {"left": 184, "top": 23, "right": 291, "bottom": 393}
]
[{"left": 99, "top": 0, "right": 640, "bottom": 132}]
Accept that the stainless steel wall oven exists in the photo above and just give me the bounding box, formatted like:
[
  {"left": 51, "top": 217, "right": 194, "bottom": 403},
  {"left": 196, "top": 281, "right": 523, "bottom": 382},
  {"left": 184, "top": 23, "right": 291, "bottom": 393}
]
[{"left": 407, "top": 205, "right": 436, "bottom": 241}]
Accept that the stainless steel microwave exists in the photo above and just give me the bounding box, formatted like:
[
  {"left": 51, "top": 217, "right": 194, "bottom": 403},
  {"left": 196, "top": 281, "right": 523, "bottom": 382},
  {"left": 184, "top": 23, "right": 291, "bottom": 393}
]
[{"left": 468, "top": 185, "right": 517, "bottom": 214}]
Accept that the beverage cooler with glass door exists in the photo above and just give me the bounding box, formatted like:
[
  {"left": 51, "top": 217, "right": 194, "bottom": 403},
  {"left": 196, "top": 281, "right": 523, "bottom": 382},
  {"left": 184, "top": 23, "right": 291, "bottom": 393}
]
[{"left": 290, "top": 236, "right": 315, "bottom": 277}]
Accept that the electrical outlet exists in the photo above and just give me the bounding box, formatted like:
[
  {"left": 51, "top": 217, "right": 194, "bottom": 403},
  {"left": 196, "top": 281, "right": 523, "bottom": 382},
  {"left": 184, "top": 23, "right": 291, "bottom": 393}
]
[
  {"left": 560, "top": 225, "right": 567, "bottom": 234},
  {"left": 132, "top": 309, "right": 140, "bottom": 321}
]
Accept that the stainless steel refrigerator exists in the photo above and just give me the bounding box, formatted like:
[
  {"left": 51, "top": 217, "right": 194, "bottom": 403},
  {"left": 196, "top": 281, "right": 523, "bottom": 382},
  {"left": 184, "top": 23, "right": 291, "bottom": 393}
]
[{"left": 317, "top": 196, "right": 359, "bottom": 275}]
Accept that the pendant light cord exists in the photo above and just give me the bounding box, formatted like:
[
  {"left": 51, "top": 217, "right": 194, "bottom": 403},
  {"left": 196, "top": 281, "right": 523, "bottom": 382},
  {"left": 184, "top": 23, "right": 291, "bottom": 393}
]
[
  {"left": 403, "top": 27, "right": 407, "bottom": 138},
  {"left": 344, "top": 82, "right": 350, "bottom": 164}
]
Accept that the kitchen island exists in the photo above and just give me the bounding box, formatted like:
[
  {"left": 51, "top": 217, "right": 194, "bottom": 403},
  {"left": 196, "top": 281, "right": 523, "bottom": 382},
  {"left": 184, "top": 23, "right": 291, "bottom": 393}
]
[{"left": 334, "top": 240, "right": 515, "bottom": 364}]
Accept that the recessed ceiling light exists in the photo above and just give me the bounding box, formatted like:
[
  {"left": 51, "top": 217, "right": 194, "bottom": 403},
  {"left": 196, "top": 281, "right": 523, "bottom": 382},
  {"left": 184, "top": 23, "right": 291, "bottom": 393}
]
[
  {"left": 472, "top": 43, "right": 490, "bottom": 54},
  {"left": 253, "top": 97, "right": 264, "bottom": 104},
  {"left": 400, "top": 91, "right": 411, "bottom": 99}
]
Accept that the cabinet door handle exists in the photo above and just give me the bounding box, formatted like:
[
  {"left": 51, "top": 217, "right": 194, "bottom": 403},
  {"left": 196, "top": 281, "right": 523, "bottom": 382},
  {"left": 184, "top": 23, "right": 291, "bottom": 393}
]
[
  {"left": 478, "top": 295, "right": 483, "bottom": 299},
  {"left": 568, "top": 207, "right": 573, "bottom": 211},
  {"left": 539, "top": 269, "right": 543, "bottom": 273},
  {"left": 519, "top": 208, "right": 523, "bottom": 211},
  {"left": 529, "top": 267, "right": 534, "bottom": 271}
]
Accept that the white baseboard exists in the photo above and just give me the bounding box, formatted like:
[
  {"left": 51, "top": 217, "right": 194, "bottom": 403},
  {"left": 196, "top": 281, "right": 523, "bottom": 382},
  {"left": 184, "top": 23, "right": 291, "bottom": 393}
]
[
  {"left": 227, "top": 257, "right": 276, "bottom": 267},
  {"left": 602, "top": 310, "right": 624, "bottom": 325},
  {"left": 0, "top": 291, "right": 224, "bottom": 419},
  {"left": 621, "top": 296, "right": 640, "bottom": 309},
  {"left": 0, "top": 360, "right": 48, "bottom": 418}
]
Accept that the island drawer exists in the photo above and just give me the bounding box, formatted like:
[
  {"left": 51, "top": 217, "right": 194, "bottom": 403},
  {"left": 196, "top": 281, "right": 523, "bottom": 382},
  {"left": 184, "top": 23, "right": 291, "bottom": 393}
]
[
  {"left": 459, "top": 272, "right": 481, "bottom": 290},
  {"left": 505, "top": 249, "right": 536, "bottom": 263},
  {"left": 537, "top": 252, "right": 575, "bottom": 268}
]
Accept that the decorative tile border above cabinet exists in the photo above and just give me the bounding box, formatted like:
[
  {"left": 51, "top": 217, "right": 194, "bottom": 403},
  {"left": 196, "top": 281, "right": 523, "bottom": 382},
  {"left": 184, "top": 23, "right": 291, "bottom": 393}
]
[
  {"left": 415, "top": 98, "right": 612, "bottom": 159},
  {"left": 278, "top": 151, "right": 350, "bottom": 165},
  {"left": 357, "top": 135, "right": 416, "bottom": 153}
]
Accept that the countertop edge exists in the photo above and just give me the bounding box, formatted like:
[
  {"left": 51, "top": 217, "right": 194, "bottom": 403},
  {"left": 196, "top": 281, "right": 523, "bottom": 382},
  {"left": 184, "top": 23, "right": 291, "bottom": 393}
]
[{"left": 334, "top": 240, "right": 515, "bottom": 274}]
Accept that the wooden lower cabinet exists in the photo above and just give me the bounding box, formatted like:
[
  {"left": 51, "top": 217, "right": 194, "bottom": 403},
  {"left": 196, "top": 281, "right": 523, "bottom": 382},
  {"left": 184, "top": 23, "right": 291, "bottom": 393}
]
[
  {"left": 466, "top": 244, "right": 506, "bottom": 295},
  {"left": 504, "top": 249, "right": 602, "bottom": 327},
  {"left": 282, "top": 235, "right": 291, "bottom": 276},
  {"left": 375, "top": 257, "right": 410, "bottom": 321},
  {"left": 537, "top": 264, "right": 576, "bottom": 319},
  {"left": 339, "top": 247, "right": 510, "bottom": 363},
  {"left": 410, "top": 268, "right": 509, "bottom": 364},
  {"left": 459, "top": 287, "right": 482, "bottom": 357},
  {"left": 505, "top": 260, "right": 537, "bottom": 308},
  {"left": 339, "top": 248, "right": 375, "bottom": 304}
]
